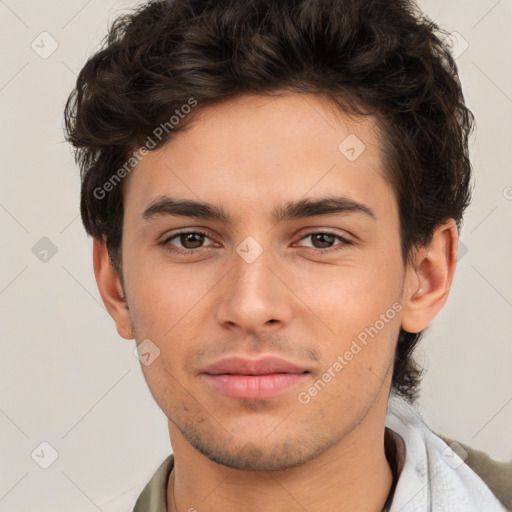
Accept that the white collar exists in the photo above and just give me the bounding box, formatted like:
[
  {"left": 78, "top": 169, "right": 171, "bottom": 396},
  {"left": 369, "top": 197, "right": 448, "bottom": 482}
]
[{"left": 385, "top": 391, "right": 507, "bottom": 511}]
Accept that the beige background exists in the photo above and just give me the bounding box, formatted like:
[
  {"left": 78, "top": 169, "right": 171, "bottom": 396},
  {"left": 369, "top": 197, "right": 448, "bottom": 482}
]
[{"left": 0, "top": 0, "right": 511, "bottom": 510}]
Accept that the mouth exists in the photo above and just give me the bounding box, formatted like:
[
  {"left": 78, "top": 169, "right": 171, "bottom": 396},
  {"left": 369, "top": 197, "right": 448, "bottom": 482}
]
[
  {"left": 202, "top": 373, "right": 310, "bottom": 400},
  {"left": 201, "top": 355, "right": 311, "bottom": 400}
]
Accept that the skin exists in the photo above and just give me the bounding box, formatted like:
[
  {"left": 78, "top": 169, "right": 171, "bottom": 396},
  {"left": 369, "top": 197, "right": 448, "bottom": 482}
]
[{"left": 93, "top": 91, "right": 458, "bottom": 512}]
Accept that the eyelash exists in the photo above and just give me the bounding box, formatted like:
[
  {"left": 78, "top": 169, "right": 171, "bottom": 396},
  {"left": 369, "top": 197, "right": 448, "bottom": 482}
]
[{"left": 160, "top": 230, "right": 353, "bottom": 256}]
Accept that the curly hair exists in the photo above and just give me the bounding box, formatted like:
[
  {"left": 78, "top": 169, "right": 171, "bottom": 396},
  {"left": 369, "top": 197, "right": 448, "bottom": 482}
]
[{"left": 63, "top": 0, "right": 474, "bottom": 403}]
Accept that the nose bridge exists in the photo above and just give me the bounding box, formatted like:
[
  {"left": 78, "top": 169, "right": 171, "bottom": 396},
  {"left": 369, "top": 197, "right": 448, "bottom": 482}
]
[{"left": 215, "top": 235, "right": 293, "bottom": 330}]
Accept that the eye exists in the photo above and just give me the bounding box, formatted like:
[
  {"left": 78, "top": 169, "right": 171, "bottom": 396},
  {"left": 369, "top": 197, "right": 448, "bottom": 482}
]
[
  {"left": 161, "top": 230, "right": 217, "bottom": 254},
  {"left": 295, "top": 231, "right": 353, "bottom": 254},
  {"left": 159, "top": 229, "right": 353, "bottom": 257}
]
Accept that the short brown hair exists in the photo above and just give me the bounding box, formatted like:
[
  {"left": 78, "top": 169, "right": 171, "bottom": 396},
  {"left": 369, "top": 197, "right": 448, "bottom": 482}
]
[{"left": 64, "top": 0, "right": 475, "bottom": 403}]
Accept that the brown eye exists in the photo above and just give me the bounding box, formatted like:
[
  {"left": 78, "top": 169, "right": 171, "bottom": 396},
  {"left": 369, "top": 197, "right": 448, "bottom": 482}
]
[
  {"left": 178, "top": 232, "right": 205, "bottom": 249},
  {"left": 161, "top": 230, "right": 215, "bottom": 254},
  {"left": 310, "top": 233, "right": 336, "bottom": 249},
  {"left": 296, "top": 231, "right": 353, "bottom": 254}
]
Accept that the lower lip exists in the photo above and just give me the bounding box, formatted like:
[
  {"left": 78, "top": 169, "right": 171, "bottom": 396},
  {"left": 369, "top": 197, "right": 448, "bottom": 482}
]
[{"left": 203, "top": 373, "right": 309, "bottom": 400}]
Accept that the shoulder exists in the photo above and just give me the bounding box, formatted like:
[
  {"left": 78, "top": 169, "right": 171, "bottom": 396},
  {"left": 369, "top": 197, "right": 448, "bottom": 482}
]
[
  {"left": 98, "top": 455, "right": 175, "bottom": 512},
  {"left": 131, "top": 454, "right": 175, "bottom": 512},
  {"left": 437, "top": 433, "right": 512, "bottom": 511}
]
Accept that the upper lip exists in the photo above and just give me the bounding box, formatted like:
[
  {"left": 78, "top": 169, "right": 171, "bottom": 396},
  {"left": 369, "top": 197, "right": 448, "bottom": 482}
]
[{"left": 202, "top": 355, "right": 309, "bottom": 375}]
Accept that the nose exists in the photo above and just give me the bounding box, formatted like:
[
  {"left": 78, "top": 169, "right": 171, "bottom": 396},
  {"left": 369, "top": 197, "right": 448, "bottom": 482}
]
[{"left": 214, "top": 239, "right": 294, "bottom": 334}]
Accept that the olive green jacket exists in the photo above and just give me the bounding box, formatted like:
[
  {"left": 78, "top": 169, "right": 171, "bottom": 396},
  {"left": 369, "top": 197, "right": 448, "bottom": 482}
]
[{"left": 131, "top": 434, "right": 512, "bottom": 511}]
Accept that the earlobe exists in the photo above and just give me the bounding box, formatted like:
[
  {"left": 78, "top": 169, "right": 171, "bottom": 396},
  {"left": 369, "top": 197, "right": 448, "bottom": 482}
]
[
  {"left": 92, "top": 238, "right": 134, "bottom": 340},
  {"left": 400, "top": 219, "right": 459, "bottom": 334}
]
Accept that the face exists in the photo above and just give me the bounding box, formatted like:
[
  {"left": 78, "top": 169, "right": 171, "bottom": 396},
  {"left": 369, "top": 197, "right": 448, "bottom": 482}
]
[{"left": 119, "top": 92, "right": 407, "bottom": 471}]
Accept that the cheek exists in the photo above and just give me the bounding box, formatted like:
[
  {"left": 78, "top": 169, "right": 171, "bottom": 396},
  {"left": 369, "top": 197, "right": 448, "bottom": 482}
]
[
  {"left": 294, "top": 264, "right": 402, "bottom": 413},
  {"left": 125, "top": 249, "right": 213, "bottom": 331},
  {"left": 298, "top": 251, "right": 403, "bottom": 330},
  {"left": 294, "top": 252, "right": 403, "bottom": 387}
]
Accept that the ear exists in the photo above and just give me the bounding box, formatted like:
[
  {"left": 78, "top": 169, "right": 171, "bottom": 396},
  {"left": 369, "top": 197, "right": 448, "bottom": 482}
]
[
  {"left": 401, "top": 219, "right": 459, "bottom": 333},
  {"left": 93, "top": 238, "right": 134, "bottom": 340}
]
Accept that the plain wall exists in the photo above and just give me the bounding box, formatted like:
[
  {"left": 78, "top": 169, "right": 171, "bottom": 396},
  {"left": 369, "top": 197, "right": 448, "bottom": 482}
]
[{"left": 0, "top": 0, "right": 511, "bottom": 510}]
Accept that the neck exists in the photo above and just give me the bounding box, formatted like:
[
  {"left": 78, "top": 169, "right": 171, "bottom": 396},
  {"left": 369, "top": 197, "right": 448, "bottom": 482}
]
[{"left": 167, "top": 393, "right": 396, "bottom": 512}]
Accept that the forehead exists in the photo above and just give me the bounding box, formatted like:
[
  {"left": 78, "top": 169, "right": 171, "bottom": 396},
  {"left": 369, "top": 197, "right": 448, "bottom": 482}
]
[{"left": 123, "top": 92, "right": 395, "bottom": 224}]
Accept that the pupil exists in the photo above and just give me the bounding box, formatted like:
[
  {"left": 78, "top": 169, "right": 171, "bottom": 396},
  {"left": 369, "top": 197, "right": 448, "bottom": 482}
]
[
  {"left": 313, "top": 233, "right": 334, "bottom": 248},
  {"left": 181, "top": 233, "right": 204, "bottom": 249}
]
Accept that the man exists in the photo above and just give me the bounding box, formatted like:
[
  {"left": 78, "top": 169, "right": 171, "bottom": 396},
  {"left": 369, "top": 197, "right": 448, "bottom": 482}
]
[{"left": 64, "top": 0, "right": 511, "bottom": 510}]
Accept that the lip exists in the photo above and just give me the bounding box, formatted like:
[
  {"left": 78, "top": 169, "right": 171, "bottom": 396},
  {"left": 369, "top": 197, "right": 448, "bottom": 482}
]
[
  {"left": 201, "top": 355, "right": 310, "bottom": 400},
  {"left": 202, "top": 355, "right": 309, "bottom": 375}
]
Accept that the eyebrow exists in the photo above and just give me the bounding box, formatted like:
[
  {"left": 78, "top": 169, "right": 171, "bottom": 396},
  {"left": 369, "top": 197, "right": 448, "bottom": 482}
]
[{"left": 142, "top": 195, "right": 377, "bottom": 224}]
